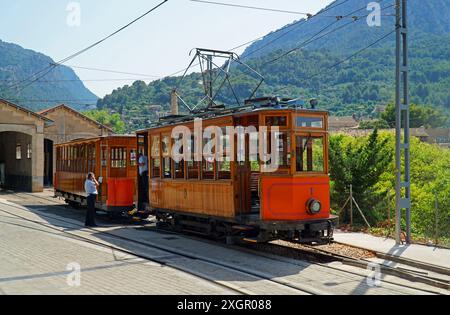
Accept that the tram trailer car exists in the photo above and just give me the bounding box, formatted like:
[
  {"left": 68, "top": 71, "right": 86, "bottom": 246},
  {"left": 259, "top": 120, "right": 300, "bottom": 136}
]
[
  {"left": 137, "top": 97, "right": 338, "bottom": 244},
  {"left": 54, "top": 135, "right": 140, "bottom": 216}
]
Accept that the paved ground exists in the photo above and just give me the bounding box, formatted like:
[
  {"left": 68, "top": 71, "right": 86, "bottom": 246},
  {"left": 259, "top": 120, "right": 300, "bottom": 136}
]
[
  {"left": 0, "top": 189, "right": 447, "bottom": 295},
  {"left": 334, "top": 231, "right": 450, "bottom": 269},
  {"left": 0, "top": 202, "right": 236, "bottom": 295}
]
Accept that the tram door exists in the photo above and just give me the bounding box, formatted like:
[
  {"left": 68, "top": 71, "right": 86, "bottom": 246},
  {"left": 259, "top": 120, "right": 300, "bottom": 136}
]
[
  {"left": 137, "top": 134, "right": 149, "bottom": 210},
  {"left": 236, "top": 132, "right": 251, "bottom": 215}
]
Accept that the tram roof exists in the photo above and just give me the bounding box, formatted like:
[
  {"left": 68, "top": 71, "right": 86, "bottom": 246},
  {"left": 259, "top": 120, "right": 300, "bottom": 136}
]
[{"left": 137, "top": 97, "right": 328, "bottom": 133}]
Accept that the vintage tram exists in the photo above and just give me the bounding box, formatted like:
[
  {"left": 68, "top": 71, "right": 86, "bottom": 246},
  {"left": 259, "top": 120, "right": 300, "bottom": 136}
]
[
  {"left": 137, "top": 97, "right": 337, "bottom": 244},
  {"left": 54, "top": 135, "right": 143, "bottom": 217}
]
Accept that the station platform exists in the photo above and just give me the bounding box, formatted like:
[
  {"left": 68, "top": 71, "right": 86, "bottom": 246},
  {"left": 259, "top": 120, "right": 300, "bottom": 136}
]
[{"left": 334, "top": 230, "right": 450, "bottom": 270}]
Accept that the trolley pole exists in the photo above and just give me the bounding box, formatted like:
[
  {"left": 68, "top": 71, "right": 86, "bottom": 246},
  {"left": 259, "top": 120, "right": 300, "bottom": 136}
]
[{"left": 395, "top": 0, "right": 411, "bottom": 245}]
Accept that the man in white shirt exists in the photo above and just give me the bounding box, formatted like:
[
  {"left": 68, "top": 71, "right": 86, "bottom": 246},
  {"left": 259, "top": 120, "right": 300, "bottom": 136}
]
[
  {"left": 85, "top": 172, "right": 99, "bottom": 227},
  {"left": 138, "top": 153, "right": 149, "bottom": 211}
]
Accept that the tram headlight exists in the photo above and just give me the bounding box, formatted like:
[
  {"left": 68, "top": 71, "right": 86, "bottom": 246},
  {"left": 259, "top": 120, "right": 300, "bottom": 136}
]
[{"left": 307, "top": 198, "right": 322, "bottom": 215}]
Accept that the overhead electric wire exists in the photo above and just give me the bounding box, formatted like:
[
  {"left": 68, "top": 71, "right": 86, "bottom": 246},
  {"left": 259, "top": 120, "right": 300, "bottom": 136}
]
[
  {"left": 189, "top": 0, "right": 357, "bottom": 18},
  {"left": 171, "top": 0, "right": 355, "bottom": 89},
  {"left": 273, "top": 28, "right": 397, "bottom": 94},
  {"left": 262, "top": 0, "right": 391, "bottom": 67},
  {"left": 4, "top": 0, "right": 169, "bottom": 93}
]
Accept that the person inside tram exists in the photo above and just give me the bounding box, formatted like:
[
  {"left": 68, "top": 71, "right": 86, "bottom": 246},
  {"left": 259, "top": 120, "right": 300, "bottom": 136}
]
[{"left": 138, "top": 152, "right": 149, "bottom": 211}]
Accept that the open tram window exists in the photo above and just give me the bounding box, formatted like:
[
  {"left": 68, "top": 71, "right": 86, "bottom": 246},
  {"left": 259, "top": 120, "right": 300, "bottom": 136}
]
[
  {"left": 151, "top": 135, "right": 161, "bottom": 178},
  {"left": 295, "top": 135, "right": 325, "bottom": 173}
]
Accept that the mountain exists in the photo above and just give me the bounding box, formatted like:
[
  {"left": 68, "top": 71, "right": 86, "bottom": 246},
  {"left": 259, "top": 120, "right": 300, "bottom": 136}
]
[
  {"left": 97, "top": 0, "right": 450, "bottom": 132},
  {"left": 241, "top": 0, "right": 450, "bottom": 59},
  {"left": 0, "top": 40, "right": 98, "bottom": 112}
]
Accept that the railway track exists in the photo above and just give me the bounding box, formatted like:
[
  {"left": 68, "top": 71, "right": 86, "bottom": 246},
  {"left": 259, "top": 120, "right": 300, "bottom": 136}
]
[
  {"left": 0, "top": 199, "right": 312, "bottom": 295},
  {"left": 1, "top": 191, "right": 447, "bottom": 295}
]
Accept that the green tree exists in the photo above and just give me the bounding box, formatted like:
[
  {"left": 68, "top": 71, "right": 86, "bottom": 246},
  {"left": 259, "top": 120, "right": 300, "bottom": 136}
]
[
  {"left": 381, "top": 103, "right": 449, "bottom": 128},
  {"left": 84, "top": 110, "right": 126, "bottom": 134},
  {"left": 329, "top": 130, "right": 393, "bottom": 224}
]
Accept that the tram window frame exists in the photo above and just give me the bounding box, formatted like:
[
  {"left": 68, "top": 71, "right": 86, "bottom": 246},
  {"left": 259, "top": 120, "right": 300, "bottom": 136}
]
[
  {"left": 150, "top": 135, "right": 161, "bottom": 178},
  {"left": 217, "top": 127, "right": 232, "bottom": 180},
  {"left": 202, "top": 133, "right": 216, "bottom": 181},
  {"left": 111, "top": 147, "right": 127, "bottom": 169},
  {"left": 187, "top": 134, "right": 200, "bottom": 180},
  {"left": 260, "top": 127, "right": 291, "bottom": 173},
  {"left": 161, "top": 134, "right": 172, "bottom": 179},
  {"left": 130, "top": 149, "right": 137, "bottom": 167},
  {"left": 295, "top": 134, "right": 326, "bottom": 174},
  {"left": 295, "top": 115, "right": 324, "bottom": 129},
  {"left": 265, "top": 115, "right": 288, "bottom": 127}
]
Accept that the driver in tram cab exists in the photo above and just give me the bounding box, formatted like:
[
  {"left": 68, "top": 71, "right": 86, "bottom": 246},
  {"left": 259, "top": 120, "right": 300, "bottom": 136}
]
[{"left": 138, "top": 152, "right": 149, "bottom": 211}]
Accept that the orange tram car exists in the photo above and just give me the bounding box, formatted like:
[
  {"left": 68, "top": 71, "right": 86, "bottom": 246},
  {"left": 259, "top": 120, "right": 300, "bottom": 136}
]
[
  {"left": 136, "top": 97, "right": 338, "bottom": 244},
  {"left": 54, "top": 135, "right": 147, "bottom": 218}
]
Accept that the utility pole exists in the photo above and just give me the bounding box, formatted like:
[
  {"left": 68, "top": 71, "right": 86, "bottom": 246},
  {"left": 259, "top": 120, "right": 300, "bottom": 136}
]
[{"left": 395, "top": 0, "right": 411, "bottom": 245}]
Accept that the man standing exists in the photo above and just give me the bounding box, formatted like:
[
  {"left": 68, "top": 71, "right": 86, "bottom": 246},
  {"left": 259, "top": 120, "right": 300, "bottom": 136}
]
[
  {"left": 138, "top": 152, "right": 149, "bottom": 211},
  {"left": 85, "top": 172, "right": 99, "bottom": 227}
]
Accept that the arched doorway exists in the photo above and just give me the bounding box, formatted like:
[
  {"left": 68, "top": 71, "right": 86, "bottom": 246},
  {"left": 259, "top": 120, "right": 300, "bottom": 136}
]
[{"left": 0, "top": 131, "right": 33, "bottom": 191}]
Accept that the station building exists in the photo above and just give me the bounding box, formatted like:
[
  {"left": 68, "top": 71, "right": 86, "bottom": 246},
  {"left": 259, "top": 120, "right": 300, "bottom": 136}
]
[{"left": 0, "top": 100, "right": 114, "bottom": 192}]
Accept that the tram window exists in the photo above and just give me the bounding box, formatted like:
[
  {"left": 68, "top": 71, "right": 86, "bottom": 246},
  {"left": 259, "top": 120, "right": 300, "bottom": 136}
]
[
  {"left": 265, "top": 116, "right": 287, "bottom": 127},
  {"left": 296, "top": 116, "right": 323, "bottom": 129},
  {"left": 151, "top": 158, "right": 161, "bottom": 178},
  {"left": 174, "top": 160, "right": 185, "bottom": 179},
  {"left": 163, "top": 157, "right": 172, "bottom": 179},
  {"left": 202, "top": 158, "right": 215, "bottom": 180},
  {"left": 162, "top": 135, "right": 171, "bottom": 157},
  {"left": 277, "top": 133, "right": 291, "bottom": 168},
  {"left": 202, "top": 135, "right": 215, "bottom": 180},
  {"left": 111, "top": 147, "right": 127, "bottom": 169},
  {"left": 187, "top": 161, "right": 200, "bottom": 179},
  {"left": 296, "top": 135, "right": 324, "bottom": 173},
  {"left": 218, "top": 158, "right": 231, "bottom": 180},
  {"left": 217, "top": 128, "right": 232, "bottom": 179},
  {"left": 151, "top": 135, "right": 161, "bottom": 178},
  {"left": 101, "top": 147, "right": 107, "bottom": 167},
  {"left": 151, "top": 135, "right": 160, "bottom": 157},
  {"left": 130, "top": 149, "right": 137, "bottom": 167}
]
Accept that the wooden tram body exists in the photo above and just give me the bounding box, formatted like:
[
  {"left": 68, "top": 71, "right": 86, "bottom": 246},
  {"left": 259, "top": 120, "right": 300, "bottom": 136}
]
[
  {"left": 138, "top": 99, "right": 337, "bottom": 244},
  {"left": 54, "top": 135, "right": 138, "bottom": 213}
]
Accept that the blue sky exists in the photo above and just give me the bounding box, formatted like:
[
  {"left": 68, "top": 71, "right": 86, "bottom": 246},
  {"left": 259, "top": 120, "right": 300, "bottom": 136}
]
[{"left": 0, "top": 0, "right": 334, "bottom": 97}]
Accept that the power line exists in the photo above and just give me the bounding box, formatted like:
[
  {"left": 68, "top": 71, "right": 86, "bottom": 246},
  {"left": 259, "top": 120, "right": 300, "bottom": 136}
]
[
  {"left": 273, "top": 28, "right": 397, "bottom": 94},
  {"left": 4, "top": 0, "right": 169, "bottom": 93},
  {"left": 67, "top": 65, "right": 162, "bottom": 78},
  {"left": 262, "top": 0, "right": 392, "bottom": 67},
  {"left": 190, "top": 0, "right": 357, "bottom": 18}
]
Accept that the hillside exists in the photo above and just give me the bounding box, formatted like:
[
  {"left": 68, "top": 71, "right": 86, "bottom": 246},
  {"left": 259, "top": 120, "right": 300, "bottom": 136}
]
[
  {"left": 242, "top": 0, "right": 450, "bottom": 59},
  {"left": 0, "top": 40, "right": 98, "bottom": 112},
  {"left": 97, "top": 0, "right": 450, "bottom": 132}
]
